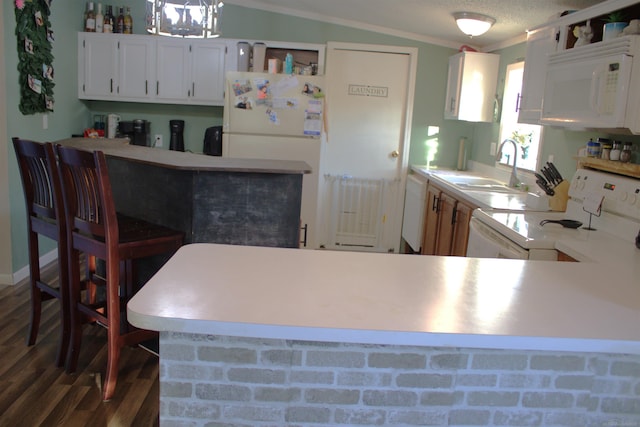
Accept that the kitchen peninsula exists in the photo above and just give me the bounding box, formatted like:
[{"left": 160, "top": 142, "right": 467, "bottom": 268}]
[
  {"left": 128, "top": 243, "right": 640, "bottom": 425},
  {"left": 56, "top": 138, "right": 309, "bottom": 248}
]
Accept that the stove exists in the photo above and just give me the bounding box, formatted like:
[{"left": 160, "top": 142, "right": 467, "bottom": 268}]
[{"left": 468, "top": 169, "right": 640, "bottom": 260}]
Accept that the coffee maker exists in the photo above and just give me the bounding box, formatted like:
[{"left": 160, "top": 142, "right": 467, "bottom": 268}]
[
  {"left": 119, "top": 119, "right": 151, "bottom": 146},
  {"left": 169, "top": 120, "right": 185, "bottom": 151},
  {"left": 203, "top": 126, "right": 223, "bottom": 156}
]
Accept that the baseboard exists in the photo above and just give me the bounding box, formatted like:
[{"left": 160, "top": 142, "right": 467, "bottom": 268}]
[{"left": 8, "top": 249, "right": 58, "bottom": 286}]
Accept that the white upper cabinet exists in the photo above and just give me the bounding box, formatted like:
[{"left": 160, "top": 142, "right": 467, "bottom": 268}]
[
  {"left": 155, "top": 39, "right": 192, "bottom": 102},
  {"left": 155, "top": 39, "right": 226, "bottom": 105},
  {"left": 444, "top": 51, "right": 499, "bottom": 123},
  {"left": 118, "top": 36, "right": 156, "bottom": 101},
  {"left": 78, "top": 33, "right": 119, "bottom": 99},
  {"left": 517, "top": 26, "right": 559, "bottom": 124},
  {"left": 78, "top": 33, "right": 226, "bottom": 106},
  {"left": 188, "top": 40, "right": 226, "bottom": 104},
  {"left": 79, "top": 33, "right": 154, "bottom": 102}
]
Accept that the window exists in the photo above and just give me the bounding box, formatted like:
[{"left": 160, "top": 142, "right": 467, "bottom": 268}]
[{"left": 498, "top": 62, "right": 542, "bottom": 172}]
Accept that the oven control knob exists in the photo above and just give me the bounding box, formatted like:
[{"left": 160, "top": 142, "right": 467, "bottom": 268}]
[
  {"left": 619, "top": 191, "right": 628, "bottom": 202},
  {"left": 629, "top": 194, "right": 637, "bottom": 205},
  {"left": 577, "top": 181, "right": 586, "bottom": 191}
]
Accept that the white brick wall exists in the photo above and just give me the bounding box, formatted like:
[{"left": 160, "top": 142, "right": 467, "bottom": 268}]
[{"left": 159, "top": 332, "right": 640, "bottom": 426}]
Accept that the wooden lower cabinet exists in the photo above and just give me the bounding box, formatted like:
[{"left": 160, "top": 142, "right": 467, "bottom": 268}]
[
  {"left": 421, "top": 183, "right": 476, "bottom": 256},
  {"left": 421, "top": 184, "right": 440, "bottom": 255},
  {"left": 451, "top": 199, "right": 474, "bottom": 256},
  {"left": 557, "top": 251, "right": 579, "bottom": 262}
]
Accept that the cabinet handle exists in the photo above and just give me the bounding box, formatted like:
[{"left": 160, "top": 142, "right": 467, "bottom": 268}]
[
  {"left": 192, "top": 82, "right": 195, "bottom": 97},
  {"left": 156, "top": 81, "right": 159, "bottom": 95},
  {"left": 145, "top": 80, "right": 148, "bottom": 95},
  {"left": 450, "top": 98, "right": 456, "bottom": 113},
  {"left": 432, "top": 195, "right": 440, "bottom": 212},
  {"left": 451, "top": 207, "right": 457, "bottom": 225},
  {"left": 110, "top": 79, "right": 113, "bottom": 93},
  {"left": 300, "top": 224, "right": 308, "bottom": 247},
  {"left": 515, "top": 93, "right": 521, "bottom": 112}
]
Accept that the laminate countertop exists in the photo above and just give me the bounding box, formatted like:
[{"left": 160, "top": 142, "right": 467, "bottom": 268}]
[
  {"left": 128, "top": 243, "right": 640, "bottom": 355},
  {"left": 56, "top": 138, "right": 311, "bottom": 174}
]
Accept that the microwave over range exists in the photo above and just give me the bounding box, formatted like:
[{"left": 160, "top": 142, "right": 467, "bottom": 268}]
[{"left": 540, "top": 35, "right": 640, "bottom": 134}]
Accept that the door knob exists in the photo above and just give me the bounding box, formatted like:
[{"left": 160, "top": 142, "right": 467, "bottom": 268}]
[{"left": 391, "top": 150, "right": 399, "bottom": 158}]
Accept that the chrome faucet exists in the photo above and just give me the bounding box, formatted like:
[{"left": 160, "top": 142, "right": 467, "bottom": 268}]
[{"left": 496, "top": 138, "right": 520, "bottom": 188}]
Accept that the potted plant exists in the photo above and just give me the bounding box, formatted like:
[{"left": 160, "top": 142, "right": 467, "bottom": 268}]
[
  {"left": 511, "top": 130, "right": 533, "bottom": 160},
  {"left": 603, "top": 11, "right": 627, "bottom": 40}
]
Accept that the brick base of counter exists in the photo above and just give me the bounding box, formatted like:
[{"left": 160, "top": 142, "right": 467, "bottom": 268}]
[{"left": 159, "top": 332, "right": 640, "bottom": 426}]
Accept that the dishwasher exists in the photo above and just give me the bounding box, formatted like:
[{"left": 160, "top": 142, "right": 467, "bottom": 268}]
[{"left": 401, "top": 175, "right": 427, "bottom": 252}]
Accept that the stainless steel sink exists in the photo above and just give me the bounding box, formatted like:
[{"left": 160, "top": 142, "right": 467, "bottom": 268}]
[{"left": 434, "top": 174, "right": 521, "bottom": 194}]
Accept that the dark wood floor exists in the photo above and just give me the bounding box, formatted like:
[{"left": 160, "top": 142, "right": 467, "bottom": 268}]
[{"left": 0, "top": 262, "right": 159, "bottom": 426}]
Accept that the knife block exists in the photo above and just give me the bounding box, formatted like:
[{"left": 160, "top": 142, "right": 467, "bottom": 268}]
[{"left": 549, "top": 180, "right": 569, "bottom": 212}]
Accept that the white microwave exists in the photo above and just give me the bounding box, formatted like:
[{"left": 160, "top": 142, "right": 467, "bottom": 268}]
[{"left": 540, "top": 35, "right": 640, "bottom": 134}]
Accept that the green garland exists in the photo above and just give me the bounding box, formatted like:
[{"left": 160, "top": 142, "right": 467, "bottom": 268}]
[{"left": 15, "top": 0, "right": 55, "bottom": 115}]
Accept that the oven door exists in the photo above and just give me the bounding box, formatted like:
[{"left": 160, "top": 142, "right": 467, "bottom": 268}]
[{"left": 466, "top": 218, "right": 529, "bottom": 260}]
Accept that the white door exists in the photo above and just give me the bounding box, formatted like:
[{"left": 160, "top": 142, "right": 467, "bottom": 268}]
[{"left": 321, "top": 42, "right": 417, "bottom": 253}]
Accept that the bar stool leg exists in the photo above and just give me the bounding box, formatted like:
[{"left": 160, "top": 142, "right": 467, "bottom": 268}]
[{"left": 65, "top": 248, "right": 84, "bottom": 374}]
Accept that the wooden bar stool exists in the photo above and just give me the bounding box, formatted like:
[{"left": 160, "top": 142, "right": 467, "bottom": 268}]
[
  {"left": 55, "top": 144, "right": 184, "bottom": 401},
  {"left": 12, "top": 138, "right": 70, "bottom": 367}
]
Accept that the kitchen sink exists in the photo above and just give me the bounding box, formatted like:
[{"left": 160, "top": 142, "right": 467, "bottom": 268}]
[
  {"left": 454, "top": 183, "right": 521, "bottom": 193},
  {"left": 433, "top": 173, "right": 521, "bottom": 194}
]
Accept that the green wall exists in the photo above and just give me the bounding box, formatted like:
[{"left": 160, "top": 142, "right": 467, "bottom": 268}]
[{"left": 4, "top": 1, "right": 90, "bottom": 274}]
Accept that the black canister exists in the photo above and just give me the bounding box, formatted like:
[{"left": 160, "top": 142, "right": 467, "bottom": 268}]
[{"left": 169, "top": 120, "right": 185, "bottom": 152}]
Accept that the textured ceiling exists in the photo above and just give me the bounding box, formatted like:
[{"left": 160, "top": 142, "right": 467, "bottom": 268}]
[{"left": 227, "top": 0, "right": 606, "bottom": 49}]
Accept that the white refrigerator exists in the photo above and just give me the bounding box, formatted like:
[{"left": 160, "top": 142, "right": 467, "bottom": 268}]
[{"left": 222, "top": 71, "right": 326, "bottom": 249}]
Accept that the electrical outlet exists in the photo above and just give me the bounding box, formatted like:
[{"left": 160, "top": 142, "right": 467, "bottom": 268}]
[
  {"left": 548, "top": 154, "right": 554, "bottom": 163},
  {"left": 490, "top": 142, "right": 497, "bottom": 156},
  {"left": 154, "top": 134, "right": 163, "bottom": 147}
]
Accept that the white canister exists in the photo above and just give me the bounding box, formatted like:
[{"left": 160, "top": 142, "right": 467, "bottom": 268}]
[
  {"left": 237, "top": 42, "right": 251, "bottom": 72},
  {"left": 252, "top": 43, "right": 266, "bottom": 72}
]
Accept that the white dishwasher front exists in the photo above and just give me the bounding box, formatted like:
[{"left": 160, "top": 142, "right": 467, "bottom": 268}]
[{"left": 401, "top": 175, "right": 427, "bottom": 252}]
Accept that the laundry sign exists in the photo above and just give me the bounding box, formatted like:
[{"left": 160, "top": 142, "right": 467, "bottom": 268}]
[{"left": 348, "top": 84, "right": 388, "bottom": 97}]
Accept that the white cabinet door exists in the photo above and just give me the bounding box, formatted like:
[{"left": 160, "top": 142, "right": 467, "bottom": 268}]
[
  {"left": 78, "top": 33, "right": 226, "bottom": 106},
  {"left": 118, "top": 36, "right": 156, "bottom": 101},
  {"left": 155, "top": 39, "right": 191, "bottom": 102},
  {"left": 78, "top": 33, "right": 118, "bottom": 99},
  {"left": 444, "top": 53, "right": 463, "bottom": 120},
  {"left": 518, "top": 26, "right": 558, "bottom": 124},
  {"left": 444, "top": 51, "right": 499, "bottom": 123},
  {"left": 191, "top": 40, "right": 226, "bottom": 104}
]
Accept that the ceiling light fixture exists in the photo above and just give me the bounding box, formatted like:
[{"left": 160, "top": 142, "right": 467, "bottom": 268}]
[{"left": 453, "top": 12, "right": 496, "bottom": 37}]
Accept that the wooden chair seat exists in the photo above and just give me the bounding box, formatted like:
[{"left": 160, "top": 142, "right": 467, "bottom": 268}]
[
  {"left": 12, "top": 138, "right": 69, "bottom": 368},
  {"left": 55, "top": 144, "right": 184, "bottom": 401}
]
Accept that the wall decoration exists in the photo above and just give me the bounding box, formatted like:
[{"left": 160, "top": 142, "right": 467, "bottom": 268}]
[{"left": 14, "top": 0, "right": 55, "bottom": 115}]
